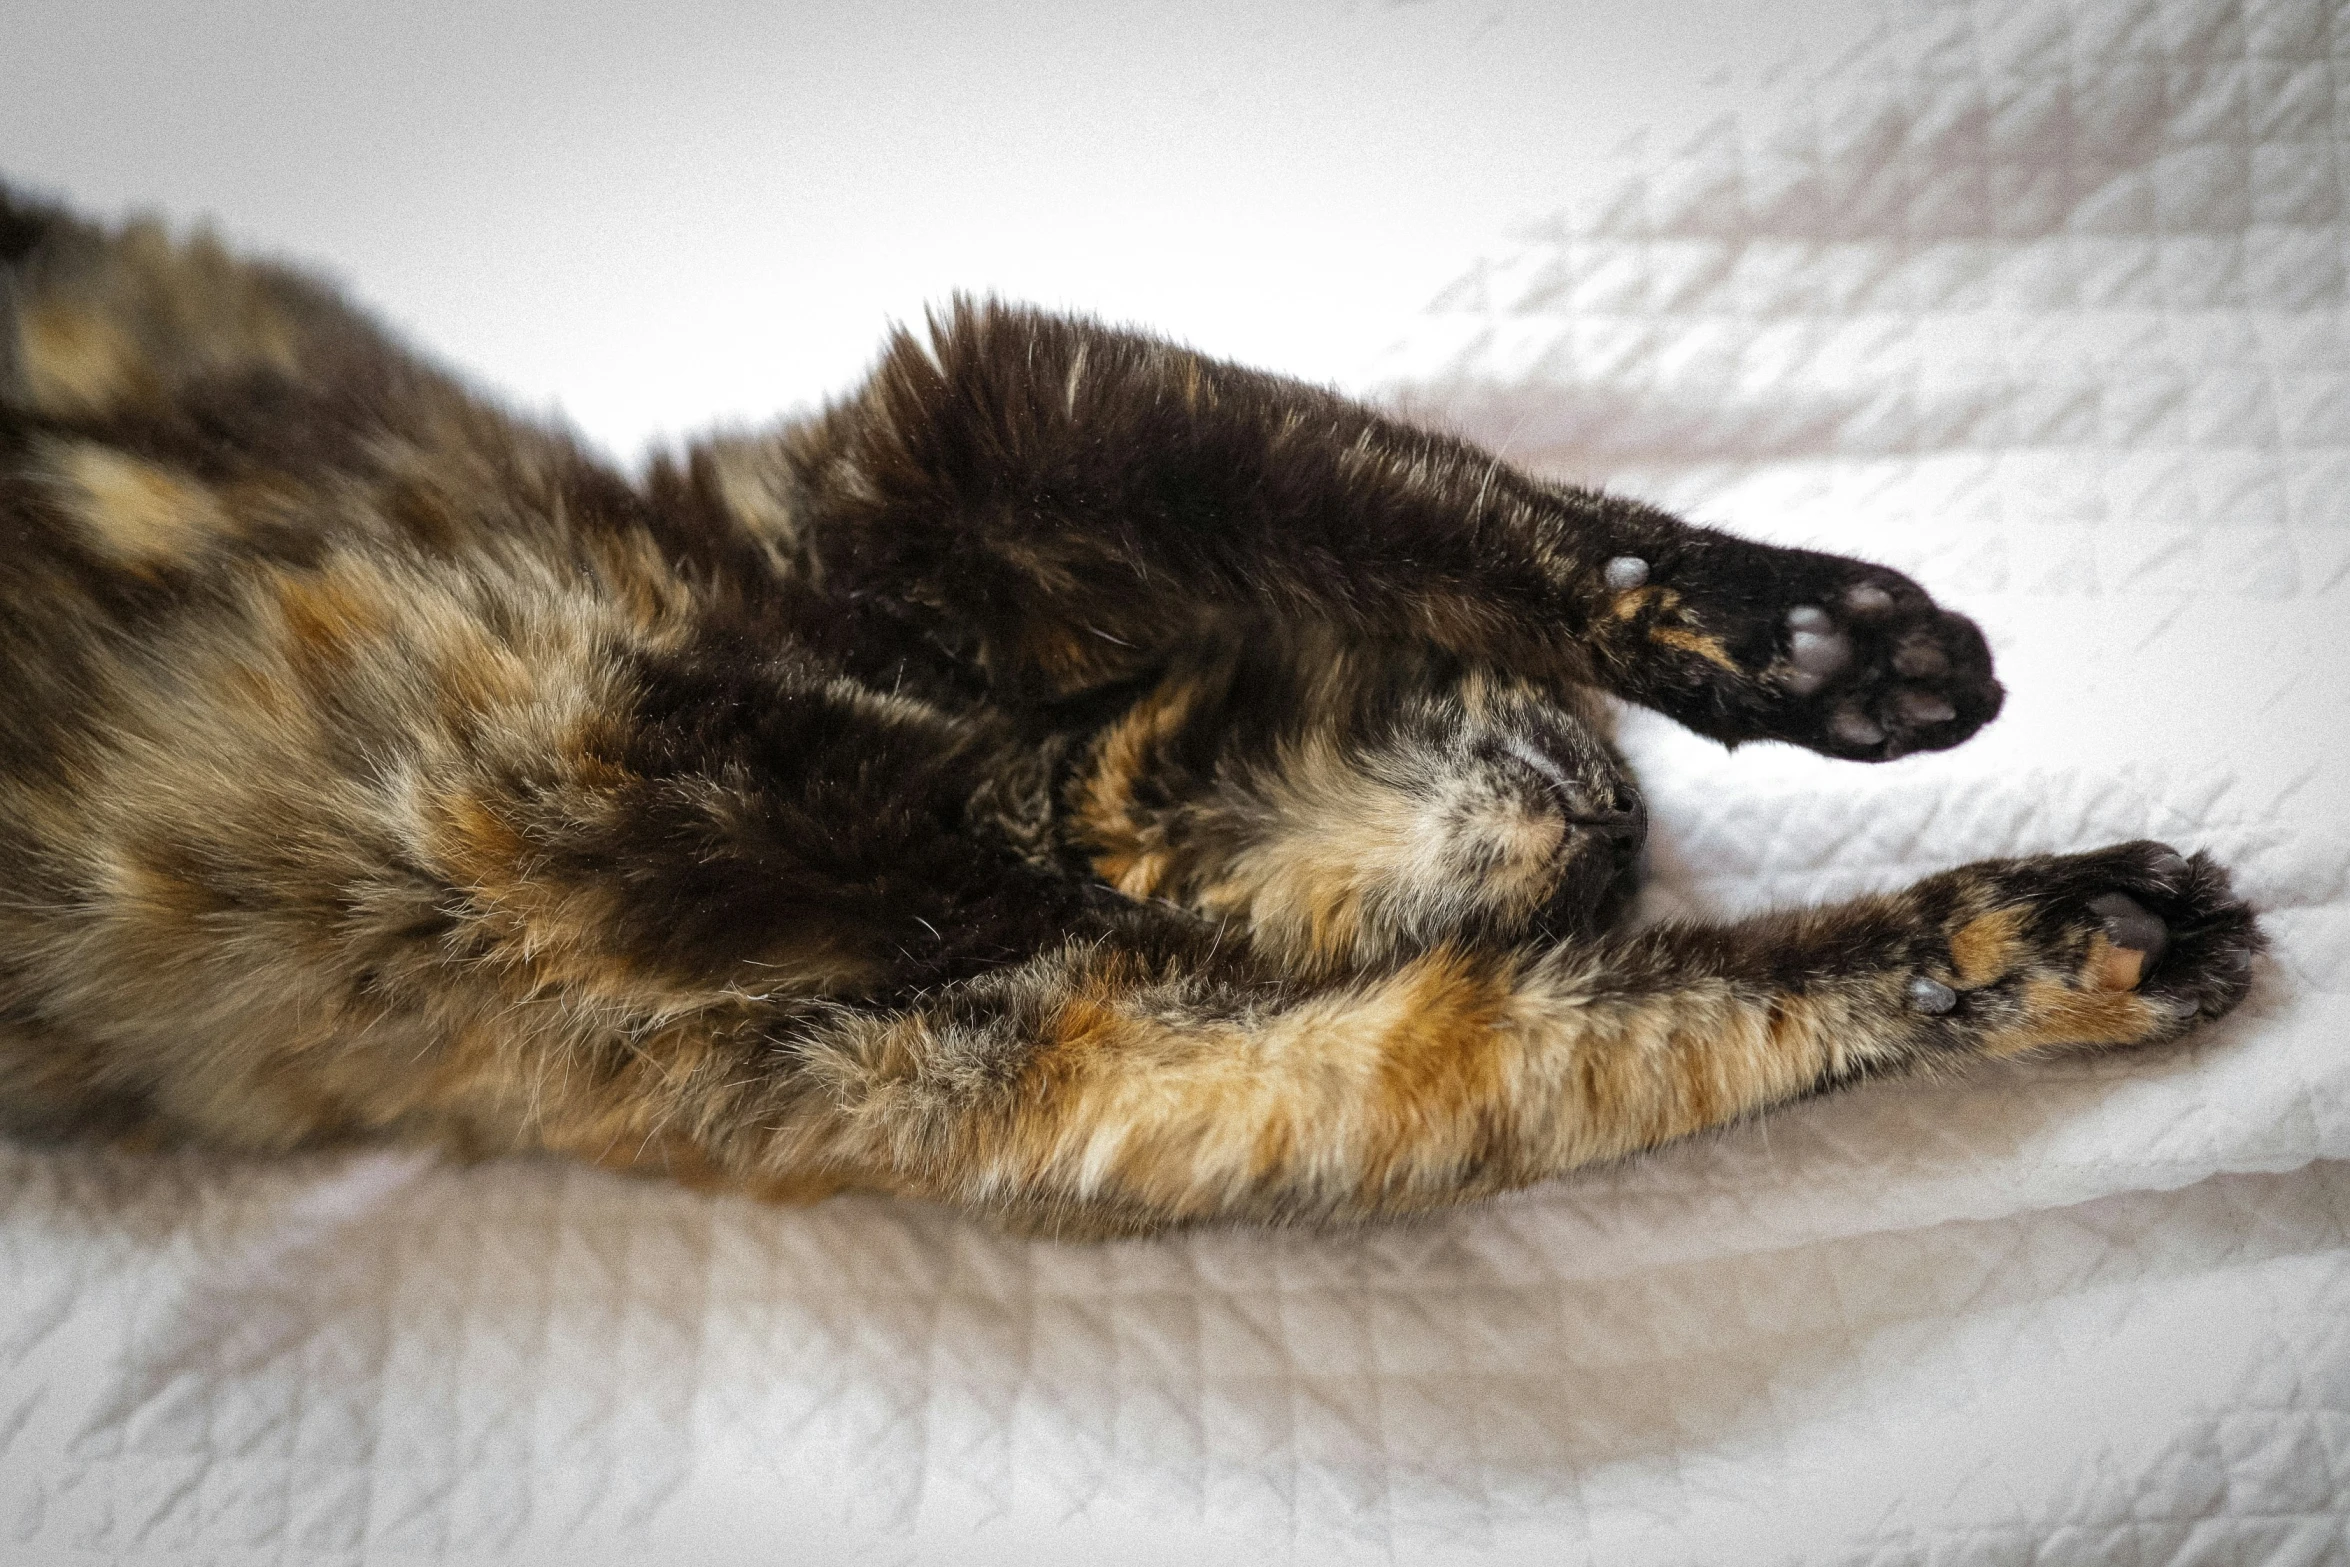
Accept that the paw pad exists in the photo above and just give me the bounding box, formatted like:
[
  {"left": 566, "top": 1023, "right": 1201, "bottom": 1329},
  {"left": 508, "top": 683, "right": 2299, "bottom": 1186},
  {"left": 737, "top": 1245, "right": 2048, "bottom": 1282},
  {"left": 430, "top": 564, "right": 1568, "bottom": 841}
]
[
  {"left": 1928, "top": 841, "right": 2260, "bottom": 1051},
  {"left": 1763, "top": 574, "right": 2000, "bottom": 760},
  {"left": 1829, "top": 706, "right": 1884, "bottom": 747},
  {"left": 1784, "top": 605, "right": 1852, "bottom": 696},
  {"left": 1895, "top": 691, "right": 1956, "bottom": 726},
  {"left": 1892, "top": 634, "right": 1949, "bottom": 678},
  {"left": 2087, "top": 890, "right": 2168, "bottom": 989}
]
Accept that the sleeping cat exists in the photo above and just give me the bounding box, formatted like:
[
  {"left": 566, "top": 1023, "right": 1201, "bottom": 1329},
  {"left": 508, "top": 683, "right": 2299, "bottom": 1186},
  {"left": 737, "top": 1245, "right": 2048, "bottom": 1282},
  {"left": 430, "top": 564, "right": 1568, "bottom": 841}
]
[{"left": 0, "top": 189, "right": 2260, "bottom": 1236}]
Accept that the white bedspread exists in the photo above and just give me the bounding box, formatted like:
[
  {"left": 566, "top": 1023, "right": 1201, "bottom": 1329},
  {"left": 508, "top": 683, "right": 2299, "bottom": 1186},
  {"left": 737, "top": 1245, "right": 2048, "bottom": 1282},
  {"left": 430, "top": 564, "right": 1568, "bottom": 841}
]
[{"left": 5, "top": 0, "right": 2346, "bottom": 1561}]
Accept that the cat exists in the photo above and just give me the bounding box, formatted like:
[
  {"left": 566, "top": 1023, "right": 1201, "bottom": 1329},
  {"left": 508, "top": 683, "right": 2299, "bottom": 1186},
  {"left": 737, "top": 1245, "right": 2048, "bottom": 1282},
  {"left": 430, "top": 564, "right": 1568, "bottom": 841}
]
[{"left": 0, "top": 187, "right": 2261, "bottom": 1237}]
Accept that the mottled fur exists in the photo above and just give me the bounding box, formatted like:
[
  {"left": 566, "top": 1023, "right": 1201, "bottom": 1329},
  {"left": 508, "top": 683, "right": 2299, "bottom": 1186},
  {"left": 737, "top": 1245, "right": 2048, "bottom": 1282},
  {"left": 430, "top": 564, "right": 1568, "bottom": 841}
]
[{"left": 0, "top": 191, "right": 2260, "bottom": 1235}]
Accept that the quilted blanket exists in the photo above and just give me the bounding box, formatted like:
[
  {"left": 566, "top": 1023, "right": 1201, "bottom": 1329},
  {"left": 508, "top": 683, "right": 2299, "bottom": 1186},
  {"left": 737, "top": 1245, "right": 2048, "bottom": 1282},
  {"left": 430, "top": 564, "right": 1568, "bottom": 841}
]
[{"left": 4, "top": 0, "right": 2346, "bottom": 1561}]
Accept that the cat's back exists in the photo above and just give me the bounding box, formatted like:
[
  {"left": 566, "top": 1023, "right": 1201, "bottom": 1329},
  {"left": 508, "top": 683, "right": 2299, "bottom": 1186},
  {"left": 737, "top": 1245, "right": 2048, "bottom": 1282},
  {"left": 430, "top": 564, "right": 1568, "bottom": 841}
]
[
  {"left": 0, "top": 184, "right": 629, "bottom": 589},
  {"left": 0, "top": 189, "right": 822, "bottom": 1139},
  {"left": 0, "top": 185, "right": 674, "bottom": 825}
]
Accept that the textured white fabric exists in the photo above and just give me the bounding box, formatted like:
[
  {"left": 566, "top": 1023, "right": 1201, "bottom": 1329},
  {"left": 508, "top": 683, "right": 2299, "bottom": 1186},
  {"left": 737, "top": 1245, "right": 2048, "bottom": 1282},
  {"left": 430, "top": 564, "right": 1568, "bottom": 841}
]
[{"left": 4, "top": 0, "right": 2347, "bottom": 1561}]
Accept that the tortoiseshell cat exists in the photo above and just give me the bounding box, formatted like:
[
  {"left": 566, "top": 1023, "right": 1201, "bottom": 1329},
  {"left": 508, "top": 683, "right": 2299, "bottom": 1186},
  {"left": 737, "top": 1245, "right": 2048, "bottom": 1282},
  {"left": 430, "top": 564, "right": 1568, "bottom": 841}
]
[{"left": 0, "top": 190, "right": 2260, "bottom": 1236}]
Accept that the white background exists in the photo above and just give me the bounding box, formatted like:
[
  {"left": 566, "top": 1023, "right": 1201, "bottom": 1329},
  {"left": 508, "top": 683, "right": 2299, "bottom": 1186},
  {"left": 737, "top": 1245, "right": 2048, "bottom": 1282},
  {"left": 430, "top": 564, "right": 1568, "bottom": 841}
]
[{"left": 4, "top": 0, "right": 1871, "bottom": 456}]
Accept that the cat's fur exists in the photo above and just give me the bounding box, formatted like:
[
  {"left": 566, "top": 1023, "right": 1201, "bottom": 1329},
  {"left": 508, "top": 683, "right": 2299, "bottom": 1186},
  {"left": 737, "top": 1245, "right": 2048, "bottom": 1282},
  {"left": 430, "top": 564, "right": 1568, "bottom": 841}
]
[{"left": 0, "top": 190, "right": 2261, "bottom": 1235}]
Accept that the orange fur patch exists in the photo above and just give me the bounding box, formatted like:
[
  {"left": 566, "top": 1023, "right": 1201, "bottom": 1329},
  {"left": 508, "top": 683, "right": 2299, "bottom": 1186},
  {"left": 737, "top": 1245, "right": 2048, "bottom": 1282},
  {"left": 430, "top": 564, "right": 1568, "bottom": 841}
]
[
  {"left": 1610, "top": 586, "right": 1657, "bottom": 621},
  {"left": 20, "top": 305, "right": 143, "bottom": 414},
  {"left": 1983, "top": 980, "right": 2156, "bottom": 1056},
  {"left": 274, "top": 569, "right": 394, "bottom": 668},
  {"left": 47, "top": 443, "right": 235, "bottom": 569},
  {"left": 1359, "top": 952, "right": 1518, "bottom": 1180},
  {"left": 2085, "top": 932, "right": 2145, "bottom": 992},
  {"left": 1648, "top": 624, "right": 1740, "bottom": 670},
  {"left": 1069, "top": 674, "right": 1207, "bottom": 899},
  {"left": 1950, "top": 906, "right": 2027, "bottom": 986}
]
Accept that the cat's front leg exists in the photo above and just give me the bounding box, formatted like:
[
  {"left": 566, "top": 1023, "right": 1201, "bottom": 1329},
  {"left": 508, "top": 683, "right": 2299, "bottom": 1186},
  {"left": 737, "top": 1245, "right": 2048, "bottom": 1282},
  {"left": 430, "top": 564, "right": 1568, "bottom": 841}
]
[{"left": 729, "top": 841, "right": 2257, "bottom": 1234}]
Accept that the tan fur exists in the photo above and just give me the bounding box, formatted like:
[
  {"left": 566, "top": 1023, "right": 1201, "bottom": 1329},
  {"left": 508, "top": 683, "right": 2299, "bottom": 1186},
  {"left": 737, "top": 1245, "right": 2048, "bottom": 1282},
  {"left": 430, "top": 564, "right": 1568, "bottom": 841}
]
[
  {"left": 1983, "top": 981, "right": 2159, "bottom": 1057},
  {"left": 2087, "top": 932, "right": 2145, "bottom": 991},
  {"left": 1071, "top": 670, "right": 1212, "bottom": 899},
  {"left": 698, "top": 435, "right": 810, "bottom": 575},
  {"left": 1063, "top": 650, "right": 1624, "bottom": 973},
  {"left": 1647, "top": 623, "right": 1740, "bottom": 671},
  {"left": 19, "top": 299, "right": 142, "bottom": 412},
  {"left": 40, "top": 440, "right": 240, "bottom": 572},
  {"left": 19, "top": 221, "right": 309, "bottom": 416},
  {"left": 1204, "top": 732, "right": 1513, "bottom": 965},
  {"left": 1950, "top": 906, "right": 2028, "bottom": 986},
  {"left": 738, "top": 942, "right": 1927, "bottom": 1230}
]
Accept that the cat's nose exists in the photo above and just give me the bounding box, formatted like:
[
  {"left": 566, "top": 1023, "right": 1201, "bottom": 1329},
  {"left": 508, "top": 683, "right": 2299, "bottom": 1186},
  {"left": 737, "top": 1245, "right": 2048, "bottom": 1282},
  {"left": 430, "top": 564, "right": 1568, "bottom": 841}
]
[
  {"left": 1541, "top": 772, "right": 1648, "bottom": 847},
  {"left": 1568, "top": 788, "right": 1648, "bottom": 848},
  {"left": 1494, "top": 737, "right": 1647, "bottom": 848}
]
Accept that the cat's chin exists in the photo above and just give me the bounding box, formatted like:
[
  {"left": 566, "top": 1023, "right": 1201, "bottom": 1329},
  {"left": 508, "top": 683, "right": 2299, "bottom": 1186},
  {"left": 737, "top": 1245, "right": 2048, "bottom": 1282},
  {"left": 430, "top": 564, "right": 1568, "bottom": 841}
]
[{"left": 1527, "top": 827, "right": 1649, "bottom": 946}]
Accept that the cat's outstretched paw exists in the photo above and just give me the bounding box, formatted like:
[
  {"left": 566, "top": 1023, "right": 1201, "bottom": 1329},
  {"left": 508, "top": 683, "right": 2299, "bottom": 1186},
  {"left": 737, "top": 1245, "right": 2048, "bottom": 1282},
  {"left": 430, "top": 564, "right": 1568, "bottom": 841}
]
[
  {"left": 1594, "top": 538, "right": 2003, "bottom": 761},
  {"left": 1905, "top": 840, "right": 2261, "bottom": 1056}
]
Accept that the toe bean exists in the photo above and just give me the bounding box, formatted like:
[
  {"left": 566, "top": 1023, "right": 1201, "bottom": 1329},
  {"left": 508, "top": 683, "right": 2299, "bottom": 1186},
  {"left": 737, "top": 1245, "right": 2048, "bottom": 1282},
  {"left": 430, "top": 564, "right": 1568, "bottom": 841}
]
[
  {"left": 1896, "top": 690, "right": 1957, "bottom": 725},
  {"left": 1892, "top": 636, "right": 1949, "bottom": 678},
  {"left": 1791, "top": 628, "right": 1851, "bottom": 676},
  {"left": 2087, "top": 891, "right": 2169, "bottom": 965},
  {"left": 1830, "top": 706, "right": 1885, "bottom": 747}
]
